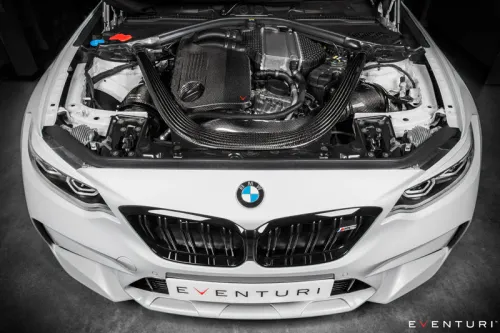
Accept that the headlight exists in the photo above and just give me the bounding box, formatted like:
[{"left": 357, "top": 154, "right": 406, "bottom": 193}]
[
  {"left": 391, "top": 131, "right": 474, "bottom": 213},
  {"left": 28, "top": 133, "right": 111, "bottom": 213}
]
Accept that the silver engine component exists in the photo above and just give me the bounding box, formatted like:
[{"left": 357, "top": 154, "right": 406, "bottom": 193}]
[
  {"left": 253, "top": 88, "right": 295, "bottom": 114},
  {"left": 63, "top": 124, "right": 97, "bottom": 146},
  {"left": 244, "top": 27, "right": 325, "bottom": 74},
  {"left": 405, "top": 126, "right": 432, "bottom": 147},
  {"left": 260, "top": 27, "right": 302, "bottom": 74}
]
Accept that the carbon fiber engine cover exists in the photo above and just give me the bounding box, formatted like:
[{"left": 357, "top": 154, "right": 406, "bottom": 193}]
[{"left": 170, "top": 43, "right": 252, "bottom": 112}]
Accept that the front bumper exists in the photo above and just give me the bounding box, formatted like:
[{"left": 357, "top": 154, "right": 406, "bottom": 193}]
[{"left": 21, "top": 113, "right": 481, "bottom": 319}]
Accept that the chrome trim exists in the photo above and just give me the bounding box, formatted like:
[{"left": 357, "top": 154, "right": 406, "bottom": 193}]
[
  {"left": 402, "top": 178, "right": 436, "bottom": 199},
  {"left": 148, "top": 209, "right": 210, "bottom": 221},
  {"left": 317, "top": 208, "right": 359, "bottom": 218},
  {"left": 66, "top": 178, "right": 100, "bottom": 197}
]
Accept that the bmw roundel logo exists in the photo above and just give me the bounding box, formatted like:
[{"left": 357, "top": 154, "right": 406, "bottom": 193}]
[{"left": 237, "top": 181, "right": 264, "bottom": 208}]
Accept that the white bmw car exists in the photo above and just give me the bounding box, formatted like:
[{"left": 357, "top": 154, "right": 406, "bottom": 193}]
[{"left": 22, "top": 0, "right": 481, "bottom": 319}]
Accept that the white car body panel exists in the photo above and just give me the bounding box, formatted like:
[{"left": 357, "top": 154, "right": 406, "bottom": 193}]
[{"left": 21, "top": 3, "right": 481, "bottom": 319}]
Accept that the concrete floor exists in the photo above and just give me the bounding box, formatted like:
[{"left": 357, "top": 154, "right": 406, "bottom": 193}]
[{"left": 1, "top": 41, "right": 499, "bottom": 333}]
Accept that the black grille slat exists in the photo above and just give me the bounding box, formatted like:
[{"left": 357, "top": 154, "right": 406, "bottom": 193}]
[
  {"left": 303, "top": 222, "right": 315, "bottom": 254},
  {"left": 183, "top": 221, "right": 197, "bottom": 257},
  {"left": 326, "top": 217, "right": 341, "bottom": 251},
  {"left": 145, "top": 215, "right": 157, "bottom": 239},
  {"left": 199, "top": 223, "right": 209, "bottom": 254},
  {"left": 290, "top": 224, "right": 301, "bottom": 256},
  {"left": 139, "top": 215, "right": 154, "bottom": 240},
  {"left": 122, "top": 206, "right": 380, "bottom": 268},
  {"left": 271, "top": 227, "right": 280, "bottom": 257},
  {"left": 207, "top": 224, "right": 216, "bottom": 257},
  {"left": 255, "top": 208, "right": 380, "bottom": 267},
  {"left": 329, "top": 217, "right": 342, "bottom": 250},
  {"left": 323, "top": 217, "right": 337, "bottom": 251},
  {"left": 157, "top": 217, "right": 174, "bottom": 254},
  {"left": 309, "top": 220, "right": 322, "bottom": 253},
  {"left": 221, "top": 227, "right": 231, "bottom": 266},
  {"left": 179, "top": 222, "right": 192, "bottom": 262},
  {"left": 221, "top": 227, "right": 229, "bottom": 256},
  {"left": 265, "top": 229, "right": 273, "bottom": 258},
  {"left": 228, "top": 230, "right": 235, "bottom": 257},
  {"left": 284, "top": 225, "right": 294, "bottom": 256},
  {"left": 124, "top": 210, "right": 245, "bottom": 267},
  {"left": 344, "top": 219, "right": 356, "bottom": 242},
  {"left": 353, "top": 216, "right": 363, "bottom": 238},
  {"left": 163, "top": 218, "right": 177, "bottom": 251},
  {"left": 331, "top": 217, "right": 343, "bottom": 250}
]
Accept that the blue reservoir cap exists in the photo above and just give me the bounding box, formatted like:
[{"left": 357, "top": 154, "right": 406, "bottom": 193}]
[{"left": 90, "top": 39, "right": 105, "bottom": 47}]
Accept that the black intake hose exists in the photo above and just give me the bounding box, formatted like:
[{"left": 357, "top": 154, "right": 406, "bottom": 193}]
[
  {"left": 255, "top": 70, "right": 297, "bottom": 87},
  {"left": 364, "top": 63, "right": 416, "bottom": 88},
  {"left": 92, "top": 62, "right": 137, "bottom": 84},
  {"left": 118, "top": 83, "right": 157, "bottom": 113},
  {"left": 134, "top": 47, "right": 365, "bottom": 150},
  {"left": 193, "top": 29, "right": 242, "bottom": 43},
  {"left": 194, "top": 40, "right": 247, "bottom": 52},
  {"left": 190, "top": 70, "right": 305, "bottom": 121}
]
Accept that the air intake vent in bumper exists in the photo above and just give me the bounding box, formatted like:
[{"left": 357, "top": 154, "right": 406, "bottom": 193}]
[
  {"left": 331, "top": 279, "right": 371, "bottom": 295},
  {"left": 130, "top": 278, "right": 169, "bottom": 294},
  {"left": 128, "top": 277, "right": 370, "bottom": 297},
  {"left": 255, "top": 207, "right": 381, "bottom": 267}
]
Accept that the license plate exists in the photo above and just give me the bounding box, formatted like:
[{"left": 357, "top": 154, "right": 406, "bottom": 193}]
[{"left": 166, "top": 278, "right": 334, "bottom": 304}]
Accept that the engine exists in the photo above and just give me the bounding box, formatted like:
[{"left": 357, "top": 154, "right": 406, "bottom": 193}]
[
  {"left": 169, "top": 27, "right": 325, "bottom": 116},
  {"left": 58, "top": 24, "right": 444, "bottom": 160}
]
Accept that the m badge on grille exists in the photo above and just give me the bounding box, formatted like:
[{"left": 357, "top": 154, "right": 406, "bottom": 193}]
[{"left": 237, "top": 181, "right": 264, "bottom": 208}]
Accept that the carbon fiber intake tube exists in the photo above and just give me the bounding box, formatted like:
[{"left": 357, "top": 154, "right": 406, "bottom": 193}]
[{"left": 134, "top": 48, "right": 366, "bottom": 150}]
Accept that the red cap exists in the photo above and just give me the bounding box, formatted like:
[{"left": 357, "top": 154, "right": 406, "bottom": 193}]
[{"left": 109, "top": 33, "right": 133, "bottom": 42}]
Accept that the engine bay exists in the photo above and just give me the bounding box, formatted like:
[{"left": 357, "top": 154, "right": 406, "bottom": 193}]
[{"left": 52, "top": 17, "right": 452, "bottom": 163}]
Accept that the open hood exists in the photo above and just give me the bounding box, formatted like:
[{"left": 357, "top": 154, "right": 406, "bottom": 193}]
[
  {"left": 105, "top": 0, "right": 157, "bottom": 15},
  {"left": 104, "top": 0, "right": 379, "bottom": 17},
  {"left": 40, "top": 0, "right": 458, "bottom": 169}
]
